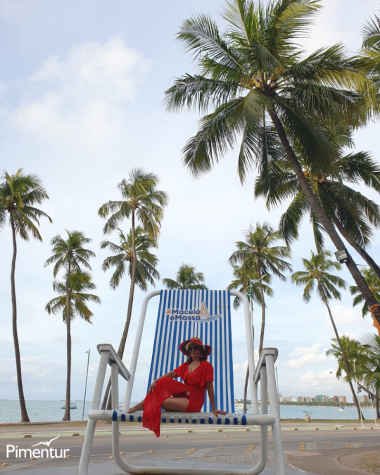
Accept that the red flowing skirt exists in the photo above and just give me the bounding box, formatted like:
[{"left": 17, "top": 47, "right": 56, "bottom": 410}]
[{"left": 142, "top": 377, "right": 205, "bottom": 437}]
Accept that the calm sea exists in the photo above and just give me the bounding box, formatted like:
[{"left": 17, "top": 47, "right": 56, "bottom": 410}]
[{"left": 0, "top": 400, "right": 377, "bottom": 424}]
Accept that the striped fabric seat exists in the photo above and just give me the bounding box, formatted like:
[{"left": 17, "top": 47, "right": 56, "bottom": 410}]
[
  {"left": 147, "top": 290, "right": 235, "bottom": 413},
  {"left": 88, "top": 410, "right": 275, "bottom": 426}
]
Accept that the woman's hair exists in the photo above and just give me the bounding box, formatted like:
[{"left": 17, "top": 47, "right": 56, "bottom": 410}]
[{"left": 186, "top": 347, "right": 208, "bottom": 364}]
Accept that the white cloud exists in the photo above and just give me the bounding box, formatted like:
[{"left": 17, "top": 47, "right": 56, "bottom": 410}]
[
  {"left": 11, "top": 36, "right": 151, "bottom": 149},
  {"left": 323, "top": 305, "right": 362, "bottom": 327},
  {"left": 299, "top": 368, "right": 347, "bottom": 391},
  {"left": 233, "top": 360, "right": 248, "bottom": 371},
  {"left": 287, "top": 343, "right": 328, "bottom": 369}
]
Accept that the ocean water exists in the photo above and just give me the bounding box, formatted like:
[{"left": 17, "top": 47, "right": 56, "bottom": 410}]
[{"left": 0, "top": 400, "right": 378, "bottom": 424}]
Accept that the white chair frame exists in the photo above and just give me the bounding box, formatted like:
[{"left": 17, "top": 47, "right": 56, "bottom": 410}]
[{"left": 78, "top": 290, "right": 286, "bottom": 475}]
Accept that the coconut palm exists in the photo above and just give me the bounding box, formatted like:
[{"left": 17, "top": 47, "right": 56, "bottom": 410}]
[
  {"left": 0, "top": 169, "right": 52, "bottom": 422},
  {"left": 44, "top": 231, "right": 95, "bottom": 421},
  {"left": 98, "top": 169, "right": 167, "bottom": 409},
  {"left": 326, "top": 336, "right": 368, "bottom": 419},
  {"left": 358, "top": 333, "right": 380, "bottom": 419},
  {"left": 227, "top": 264, "right": 273, "bottom": 412},
  {"left": 254, "top": 136, "right": 380, "bottom": 279},
  {"left": 163, "top": 263, "right": 208, "bottom": 290},
  {"left": 101, "top": 226, "right": 160, "bottom": 308},
  {"left": 292, "top": 250, "right": 362, "bottom": 418},
  {"left": 350, "top": 269, "right": 380, "bottom": 318},
  {"left": 229, "top": 223, "right": 291, "bottom": 354},
  {"left": 164, "top": 0, "right": 380, "bottom": 324},
  {"left": 45, "top": 272, "right": 100, "bottom": 323},
  {"left": 360, "top": 13, "right": 380, "bottom": 80}
]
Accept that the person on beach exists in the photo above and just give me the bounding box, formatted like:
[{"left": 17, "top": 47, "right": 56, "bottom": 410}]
[{"left": 128, "top": 336, "right": 228, "bottom": 437}]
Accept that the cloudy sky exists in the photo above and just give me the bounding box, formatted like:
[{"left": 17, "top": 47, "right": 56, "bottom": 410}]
[{"left": 1, "top": 0, "right": 380, "bottom": 411}]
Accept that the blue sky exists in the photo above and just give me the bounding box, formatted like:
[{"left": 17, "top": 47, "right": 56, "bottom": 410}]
[{"left": 1, "top": 0, "right": 380, "bottom": 409}]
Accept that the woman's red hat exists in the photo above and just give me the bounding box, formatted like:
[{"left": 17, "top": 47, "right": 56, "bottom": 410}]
[{"left": 179, "top": 337, "right": 211, "bottom": 357}]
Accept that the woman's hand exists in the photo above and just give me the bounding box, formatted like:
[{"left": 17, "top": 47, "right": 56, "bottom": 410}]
[
  {"left": 212, "top": 408, "right": 228, "bottom": 418},
  {"left": 148, "top": 379, "right": 158, "bottom": 393}
]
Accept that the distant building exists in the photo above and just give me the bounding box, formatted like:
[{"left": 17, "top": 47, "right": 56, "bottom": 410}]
[
  {"left": 339, "top": 396, "right": 347, "bottom": 403},
  {"left": 358, "top": 395, "right": 369, "bottom": 404},
  {"left": 316, "top": 394, "right": 328, "bottom": 402}
]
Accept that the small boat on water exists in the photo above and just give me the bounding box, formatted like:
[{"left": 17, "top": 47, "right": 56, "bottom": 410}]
[
  {"left": 61, "top": 402, "right": 77, "bottom": 410},
  {"left": 334, "top": 407, "right": 347, "bottom": 412}
]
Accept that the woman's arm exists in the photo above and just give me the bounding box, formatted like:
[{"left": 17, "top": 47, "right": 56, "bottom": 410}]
[
  {"left": 206, "top": 381, "right": 228, "bottom": 417},
  {"left": 148, "top": 370, "right": 177, "bottom": 393}
]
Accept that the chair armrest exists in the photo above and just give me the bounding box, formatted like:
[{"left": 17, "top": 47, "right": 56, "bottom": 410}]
[
  {"left": 254, "top": 348, "right": 278, "bottom": 383},
  {"left": 97, "top": 344, "right": 131, "bottom": 381}
]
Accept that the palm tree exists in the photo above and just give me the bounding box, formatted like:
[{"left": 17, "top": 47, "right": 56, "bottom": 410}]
[
  {"left": 44, "top": 231, "right": 95, "bottom": 421},
  {"left": 359, "top": 333, "right": 380, "bottom": 419},
  {"left": 360, "top": 13, "right": 380, "bottom": 79},
  {"left": 326, "top": 336, "right": 368, "bottom": 419},
  {"left": 292, "top": 250, "right": 361, "bottom": 418},
  {"left": 164, "top": 0, "right": 380, "bottom": 325},
  {"left": 254, "top": 137, "right": 380, "bottom": 279},
  {"left": 163, "top": 263, "right": 208, "bottom": 290},
  {"left": 227, "top": 264, "right": 273, "bottom": 412},
  {"left": 98, "top": 169, "right": 167, "bottom": 409},
  {"left": 350, "top": 269, "right": 380, "bottom": 318},
  {"left": 0, "top": 169, "right": 52, "bottom": 422},
  {"left": 45, "top": 271, "right": 100, "bottom": 323},
  {"left": 229, "top": 223, "right": 291, "bottom": 354},
  {"left": 101, "top": 227, "right": 160, "bottom": 292}
]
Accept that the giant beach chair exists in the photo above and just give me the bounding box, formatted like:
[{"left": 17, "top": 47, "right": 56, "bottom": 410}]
[{"left": 79, "top": 290, "right": 286, "bottom": 475}]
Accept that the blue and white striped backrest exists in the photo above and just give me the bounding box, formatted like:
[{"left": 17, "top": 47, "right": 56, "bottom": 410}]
[{"left": 147, "top": 290, "right": 235, "bottom": 413}]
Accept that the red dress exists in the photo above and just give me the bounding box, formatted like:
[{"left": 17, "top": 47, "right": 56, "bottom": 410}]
[{"left": 142, "top": 361, "right": 214, "bottom": 437}]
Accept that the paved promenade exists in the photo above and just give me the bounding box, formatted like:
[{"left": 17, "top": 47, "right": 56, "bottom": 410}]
[{"left": 1, "top": 420, "right": 379, "bottom": 474}]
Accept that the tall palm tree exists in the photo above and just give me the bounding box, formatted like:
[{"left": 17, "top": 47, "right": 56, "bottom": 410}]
[
  {"left": 163, "top": 263, "right": 208, "bottom": 290},
  {"left": 229, "top": 223, "right": 291, "bottom": 354},
  {"left": 326, "top": 336, "right": 368, "bottom": 419},
  {"left": 350, "top": 269, "right": 380, "bottom": 318},
  {"left": 254, "top": 137, "right": 380, "bottom": 279},
  {"left": 44, "top": 231, "right": 95, "bottom": 421},
  {"left": 164, "top": 0, "right": 380, "bottom": 325},
  {"left": 101, "top": 227, "right": 160, "bottom": 293},
  {"left": 359, "top": 333, "right": 380, "bottom": 419},
  {"left": 292, "top": 250, "right": 361, "bottom": 418},
  {"left": 98, "top": 169, "right": 167, "bottom": 409},
  {"left": 45, "top": 271, "right": 100, "bottom": 324},
  {"left": 0, "top": 169, "right": 52, "bottom": 422},
  {"left": 227, "top": 264, "right": 273, "bottom": 412}
]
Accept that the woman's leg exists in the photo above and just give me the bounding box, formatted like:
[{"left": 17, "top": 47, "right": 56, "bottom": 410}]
[
  {"left": 161, "top": 397, "right": 189, "bottom": 412},
  {"left": 128, "top": 398, "right": 145, "bottom": 413}
]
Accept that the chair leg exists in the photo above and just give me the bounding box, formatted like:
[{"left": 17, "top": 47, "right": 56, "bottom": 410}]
[
  {"left": 266, "top": 355, "right": 286, "bottom": 475},
  {"left": 112, "top": 420, "right": 135, "bottom": 473},
  {"left": 78, "top": 419, "right": 97, "bottom": 475}
]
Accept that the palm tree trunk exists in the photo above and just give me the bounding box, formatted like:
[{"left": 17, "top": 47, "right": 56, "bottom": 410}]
[
  {"left": 320, "top": 282, "right": 363, "bottom": 420},
  {"left": 269, "top": 109, "right": 380, "bottom": 324},
  {"left": 334, "top": 219, "right": 380, "bottom": 281},
  {"left": 376, "top": 388, "right": 380, "bottom": 419},
  {"left": 102, "top": 211, "right": 138, "bottom": 411},
  {"left": 63, "top": 264, "right": 71, "bottom": 421},
  {"left": 10, "top": 213, "right": 30, "bottom": 423},
  {"left": 258, "top": 273, "right": 266, "bottom": 355}
]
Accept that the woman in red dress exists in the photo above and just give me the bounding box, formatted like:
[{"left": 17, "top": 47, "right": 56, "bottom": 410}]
[{"left": 128, "top": 337, "right": 227, "bottom": 437}]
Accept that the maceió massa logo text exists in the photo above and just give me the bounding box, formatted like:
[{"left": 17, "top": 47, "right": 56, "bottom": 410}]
[
  {"left": 166, "top": 302, "right": 223, "bottom": 322},
  {"left": 7, "top": 435, "right": 70, "bottom": 459}
]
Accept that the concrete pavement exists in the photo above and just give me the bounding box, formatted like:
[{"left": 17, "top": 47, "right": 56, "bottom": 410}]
[{"left": 1, "top": 421, "right": 379, "bottom": 474}]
